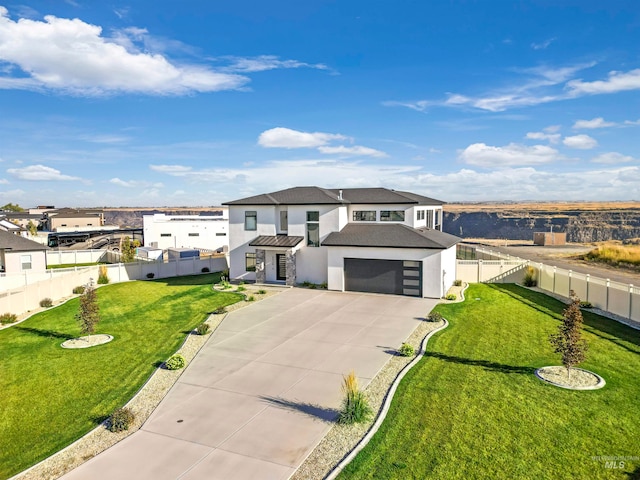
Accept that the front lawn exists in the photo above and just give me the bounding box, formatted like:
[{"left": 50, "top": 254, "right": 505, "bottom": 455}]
[
  {"left": 0, "top": 274, "right": 241, "bottom": 479},
  {"left": 339, "top": 284, "right": 640, "bottom": 480}
]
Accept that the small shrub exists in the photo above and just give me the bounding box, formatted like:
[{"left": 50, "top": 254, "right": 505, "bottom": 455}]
[
  {"left": 309, "top": 283, "right": 317, "bottom": 289},
  {"left": 72, "top": 286, "right": 85, "bottom": 294},
  {"left": 338, "top": 371, "right": 373, "bottom": 424},
  {"left": 320, "top": 282, "right": 328, "bottom": 289},
  {"left": 221, "top": 268, "right": 229, "bottom": 278},
  {"left": 246, "top": 295, "right": 255, "bottom": 302},
  {"left": 201, "top": 267, "right": 210, "bottom": 273},
  {"left": 239, "top": 281, "right": 245, "bottom": 285},
  {"left": 146, "top": 272, "right": 155, "bottom": 279},
  {"left": 0, "top": 313, "right": 18, "bottom": 325},
  {"left": 40, "top": 298, "right": 53, "bottom": 308},
  {"left": 427, "top": 311, "right": 444, "bottom": 322},
  {"left": 237, "top": 286, "right": 246, "bottom": 292},
  {"left": 196, "top": 323, "right": 210, "bottom": 335},
  {"left": 580, "top": 301, "right": 593, "bottom": 308},
  {"left": 399, "top": 343, "right": 415, "bottom": 357},
  {"left": 165, "top": 354, "right": 186, "bottom": 370},
  {"left": 453, "top": 279, "right": 462, "bottom": 287},
  {"left": 523, "top": 266, "right": 537, "bottom": 287},
  {"left": 97, "top": 265, "right": 110, "bottom": 284},
  {"left": 302, "top": 281, "right": 312, "bottom": 287},
  {"left": 257, "top": 289, "right": 267, "bottom": 295},
  {"left": 213, "top": 306, "right": 227, "bottom": 315},
  {"left": 445, "top": 293, "right": 457, "bottom": 301},
  {"left": 108, "top": 407, "right": 135, "bottom": 433}
]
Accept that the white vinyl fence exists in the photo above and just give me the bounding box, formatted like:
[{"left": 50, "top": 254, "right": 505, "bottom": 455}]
[
  {"left": 456, "top": 246, "right": 640, "bottom": 326},
  {"left": 0, "top": 252, "right": 228, "bottom": 317}
]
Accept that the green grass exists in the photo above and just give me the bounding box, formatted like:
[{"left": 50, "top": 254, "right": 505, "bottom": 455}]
[
  {"left": 47, "top": 262, "right": 107, "bottom": 269},
  {"left": 0, "top": 273, "right": 241, "bottom": 479},
  {"left": 339, "top": 284, "right": 640, "bottom": 480}
]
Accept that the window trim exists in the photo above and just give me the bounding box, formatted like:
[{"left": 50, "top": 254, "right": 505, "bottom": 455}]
[
  {"left": 353, "top": 210, "right": 377, "bottom": 222},
  {"left": 245, "top": 252, "right": 256, "bottom": 272},
  {"left": 380, "top": 210, "right": 405, "bottom": 222},
  {"left": 306, "top": 210, "right": 320, "bottom": 247}
]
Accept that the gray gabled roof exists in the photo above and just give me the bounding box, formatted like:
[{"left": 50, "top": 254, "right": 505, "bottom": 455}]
[
  {"left": 322, "top": 224, "right": 460, "bottom": 249},
  {"left": 223, "top": 186, "right": 444, "bottom": 206},
  {"left": 0, "top": 230, "right": 50, "bottom": 252},
  {"left": 249, "top": 235, "right": 304, "bottom": 248}
]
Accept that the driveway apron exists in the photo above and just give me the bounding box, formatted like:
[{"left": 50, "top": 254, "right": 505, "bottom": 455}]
[{"left": 61, "top": 289, "right": 439, "bottom": 480}]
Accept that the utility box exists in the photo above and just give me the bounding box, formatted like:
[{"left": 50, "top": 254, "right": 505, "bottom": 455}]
[
  {"left": 533, "top": 232, "right": 566, "bottom": 246},
  {"left": 136, "top": 246, "right": 163, "bottom": 260},
  {"left": 167, "top": 247, "right": 200, "bottom": 261}
]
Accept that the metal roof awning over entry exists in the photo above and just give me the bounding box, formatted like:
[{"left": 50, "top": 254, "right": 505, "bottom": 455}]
[{"left": 249, "top": 235, "right": 304, "bottom": 248}]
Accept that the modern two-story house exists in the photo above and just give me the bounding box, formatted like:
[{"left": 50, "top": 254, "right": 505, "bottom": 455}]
[{"left": 223, "top": 187, "right": 460, "bottom": 298}]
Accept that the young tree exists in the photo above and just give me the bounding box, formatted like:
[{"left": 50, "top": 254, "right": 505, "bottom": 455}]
[
  {"left": 27, "top": 220, "right": 38, "bottom": 236},
  {"left": 1, "top": 203, "right": 24, "bottom": 212},
  {"left": 120, "top": 236, "right": 135, "bottom": 263},
  {"left": 549, "top": 291, "right": 588, "bottom": 379},
  {"left": 76, "top": 282, "right": 100, "bottom": 338}
]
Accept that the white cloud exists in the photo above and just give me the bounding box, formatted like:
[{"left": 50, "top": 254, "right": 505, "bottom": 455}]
[
  {"left": 572, "top": 117, "right": 616, "bottom": 129},
  {"left": 458, "top": 142, "right": 560, "bottom": 167},
  {"left": 0, "top": 178, "right": 8, "bottom": 184},
  {"left": 7, "top": 164, "right": 81, "bottom": 181},
  {"left": 543, "top": 125, "right": 561, "bottom": 133},
  {"left": 258, "top": 127, "right": 349, "bottom": 148},
  {"left": 591, "top": 152, "right": 636, "bottom": 164},
  {"left": 0, "top": 188, "right": 25, "bottom": 198},
  {"left": 563, "top": 134, "right": 598, "bottom": 149},
  {"left": 149, "top": 164, "right": 193, "bottom": 174},
  {"left": 317, "top": 145, "right": 387, "bottom": 158},
  {"left": 109, "top": 177, "right": 162, "bottom": 188},
  {"left": 218, "top": 55, "right": 330, "bottom": 73},
  {"left": 531, "top": 37, "right": 556, "bottom": 50},
  {"left": 567, "top": 69, "right": 640, "bottom": 95},
  {"left": 0, "top": 7, "right": 248, "bottom": 95},
  {"left": 624, "top": 119, "right": 640, "bottom": 125},
  {"left": 525, "top": 132, "right": 561, "bottom": 144}
]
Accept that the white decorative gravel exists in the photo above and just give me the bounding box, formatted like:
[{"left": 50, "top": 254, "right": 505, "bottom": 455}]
[{"left": 535, "top": 366, "right": 605, "bottom": 390}]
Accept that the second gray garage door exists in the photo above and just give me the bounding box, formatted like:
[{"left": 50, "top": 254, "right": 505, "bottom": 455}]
[{"left": 344, "top": 258, "right": 422, "bottom": 296}]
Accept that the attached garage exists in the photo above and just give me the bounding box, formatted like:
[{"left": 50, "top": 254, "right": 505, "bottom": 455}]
[{"left": 344, "top": 258, "right": 422, "bottom": 296}]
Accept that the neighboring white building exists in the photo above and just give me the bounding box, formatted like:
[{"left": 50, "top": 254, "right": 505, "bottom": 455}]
[
  {"left": 0, "top": 229, "right": 49, "bottom": 274},
  {"left": 143, "top": 213, "right": 229, "bottom": 252},
  {"left": 223, "top": 187, "right": 460, "bottom": 298}
]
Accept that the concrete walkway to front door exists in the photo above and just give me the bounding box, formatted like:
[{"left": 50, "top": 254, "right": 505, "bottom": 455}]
[{"left": 62, "top": 289, "right": 439, "bottom": 480}]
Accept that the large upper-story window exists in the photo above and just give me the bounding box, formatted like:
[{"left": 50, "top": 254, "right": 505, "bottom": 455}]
[
  {"left": 306, "top": 211, "right": 320, "bottom": 247},
  {"left": 434, "top": 210, "right": 442, "bottom": 230},
  {"left": 353, "top": 211, "right": 376, "bottom": 221},
  {"left": 244, "top": 211, "right": 257, "bottom": 231},
  {"left": 426, "top": 210, "right": 434, "bottom": 228},
  {"left": 280, "top": 211, "right": 288, "bottom": 231},
  {"left": 380, "top": 210, "right": 405, "bottom": 222}
]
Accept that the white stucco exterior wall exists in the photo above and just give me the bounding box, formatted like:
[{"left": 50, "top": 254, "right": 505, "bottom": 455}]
[
  {"left": 4, "top": 250, "right": 47, "bottom": 274},
  {"left": 143, "top": 214, "right": 229, "bottom": 251}
]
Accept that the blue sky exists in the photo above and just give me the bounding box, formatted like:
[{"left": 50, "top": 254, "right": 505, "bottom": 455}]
[{"left": 1, "top": 1, "right": 639, "bottom": 207}]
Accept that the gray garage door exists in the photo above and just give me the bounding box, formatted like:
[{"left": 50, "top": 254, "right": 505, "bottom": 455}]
[{"left": 344, "top": 258, "right": 422, "bottom": 296}]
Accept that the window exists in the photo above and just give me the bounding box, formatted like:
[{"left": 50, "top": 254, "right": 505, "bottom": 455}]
[
  {"left": 435, "top": 209, "right": 442, "bottom": 229},
  {"left": 160, "top": 233, "right": 171, "bottom": 237},
  {"left": 426, "top": 210, "right": 434, "bottom": 228},
  {"left": 215, "top": 232, "right": 227, "bottom": 236},
  {"left": 188, "top": 233, "right": 199, "bottom": 237},
  {"left": 416, "top": 210, "right": 425, "bottom": 221},
  {"left": 353, "top": 211, "right": 376, "bottom": 221},
  {"left": 280, "top": 211, "right": 288, "bottom": 231},
  {"left": 245, "top": 252, "right": 256, "bottom": 271},
  {"left": 306, "top": 211, "right": 320, "bottom": 247},
  {"left": 20, "top": 255, "right": 32, "bottom": 270},
  {"left": 380, "top": 210, "right": 405, "bottom": 222},
  {"left": 245, "top": 211, "right": 257, "bottom": 231}
]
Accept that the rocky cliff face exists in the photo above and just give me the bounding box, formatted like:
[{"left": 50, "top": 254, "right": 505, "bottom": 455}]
[{"left": 443, "top": 209, "right": 640, "bottom": 242}]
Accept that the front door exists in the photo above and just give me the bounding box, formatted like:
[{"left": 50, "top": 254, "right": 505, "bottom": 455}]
[{"left": 276, "top": 254, "right": 286, "bottom": 281}]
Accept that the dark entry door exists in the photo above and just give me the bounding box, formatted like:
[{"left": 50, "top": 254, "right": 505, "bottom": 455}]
[{"left": 276, "top": 254, "right": 286, "bottom": 280}]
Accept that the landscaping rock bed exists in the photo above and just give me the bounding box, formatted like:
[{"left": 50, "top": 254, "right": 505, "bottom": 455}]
[
  {"left": 535, "top": 366, "right": 606, "bottom": 390},
  {"left": 60, "top": 334, "right": 113, "bottom": 349}
]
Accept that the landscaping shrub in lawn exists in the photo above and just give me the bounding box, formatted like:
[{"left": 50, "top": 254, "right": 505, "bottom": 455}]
[
  {"left": 97, "top": 265, "right": 109, "bottom": 284},
  {"left": 201, "top": 267, "right": 210, "bottom": 273},
  {"left": 107, "top": 407, "right": 135, "bottom": 433},
  {"left": 257, "top": 289, "right": 267, "bottom": 295},
  {"left": 338, "top": 371, "right": 372, "bottom": 425},
  {"left": 72, "top": 286, "right": 85, "bottom": 295},
  {"left": 246, "top": 295, "right": 255, "bottom": 302},
  {"left": 338, "top": 284, "right": 640, "bottom": 480},
  {"left": 523, "top": 265, "right": 537, "bottom": 286},
  {"left": 0, "top": 313, "right": 17, "bottom": 325},
  {"left": 426, "top": 311, "right": 443, "bottom": 322},
  {"left": 164, "top": 354, "right": 186, "bottom": 370},
  {"left": 39, "top": 298, "right": 53, "bottom": 308},
  {"left": 445, "top": 293, "right": 456, "bottom": 301},
  {"left": 0, "top": 273, "right": 241, "bottom": 479},
  {"left": 453, "top": 279, "right": 462, "bottom": 286},
  {"left": 146, "top": 272, "right": 155, "bottom": 279}
]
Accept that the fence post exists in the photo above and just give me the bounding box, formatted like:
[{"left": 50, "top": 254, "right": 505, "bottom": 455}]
[
  {"left": 586, "top": 274, "right": 590, "bottom": 303},
  {"left": 630, "top": 285, "right": 634, "bottom": 321},
  {"left": 568, "top": 270, "right": 572, "bottom": 295},
  {"left": 478, "top": 259, "right": 483, "bottom": 283},
  {"left": 552, "top": 266, "right": 556, "bottom": 293},
  {"left": 605, "top": 279, "right": 610, "bottom": 311}
]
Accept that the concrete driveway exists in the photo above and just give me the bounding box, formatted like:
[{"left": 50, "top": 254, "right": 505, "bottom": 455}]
[{"left": 62, "top": 289, "right": 439, "bottom": 480}]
